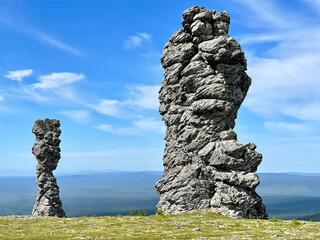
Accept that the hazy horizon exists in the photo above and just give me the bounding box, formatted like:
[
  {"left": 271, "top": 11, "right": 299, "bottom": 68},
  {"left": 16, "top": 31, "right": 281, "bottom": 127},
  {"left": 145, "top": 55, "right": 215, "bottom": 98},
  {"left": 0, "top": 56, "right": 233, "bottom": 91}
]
[
  {"left": 1, "top": 169, "right": 320, "bottom": 177},
  {"left": 2, "top": 172, "right": 320, "bottom": 219}
]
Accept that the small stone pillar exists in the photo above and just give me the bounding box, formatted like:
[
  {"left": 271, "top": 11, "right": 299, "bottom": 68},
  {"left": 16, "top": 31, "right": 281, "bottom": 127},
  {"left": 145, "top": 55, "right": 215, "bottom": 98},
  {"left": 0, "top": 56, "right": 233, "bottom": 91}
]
[{"left": 32, "top": 118, "right": 66, "bottom": 217}]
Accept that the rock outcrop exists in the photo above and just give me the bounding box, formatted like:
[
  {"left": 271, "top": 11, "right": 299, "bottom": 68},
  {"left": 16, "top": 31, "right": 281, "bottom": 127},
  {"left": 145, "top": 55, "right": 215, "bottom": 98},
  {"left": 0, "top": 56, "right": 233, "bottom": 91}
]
[
  {"left": 155, "top": 6, "right": 267, "bottom": 219},
  {"left": 32, "top": 118, "right": 66, "bottom": 217}
]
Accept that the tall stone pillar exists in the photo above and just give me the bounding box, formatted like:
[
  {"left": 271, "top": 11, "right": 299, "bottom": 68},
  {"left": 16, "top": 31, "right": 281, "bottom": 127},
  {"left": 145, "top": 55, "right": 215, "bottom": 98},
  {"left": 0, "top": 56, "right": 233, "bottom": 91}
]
[{"left": 155, "top": 6, "right": 267, "bottom": 219}]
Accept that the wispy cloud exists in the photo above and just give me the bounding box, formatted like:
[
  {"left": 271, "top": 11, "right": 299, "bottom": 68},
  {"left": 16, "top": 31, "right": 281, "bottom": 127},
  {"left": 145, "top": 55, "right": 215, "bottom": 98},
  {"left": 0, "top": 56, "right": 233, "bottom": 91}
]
[
  {"left": 233, "top": 0, "right": 303, "bottom": 29},
  {"left": 90, "top": 85, "right": 162, "bottom": 136},
  {"left": 88, "top": 85, "right": 160, "bottom": 118},
  {"left": 127, "top": 85, "right": 160, "bottom": 110},
  {"left": 0, "top": 4, "right": 82, "bottom": 55},
  {"left": 123, "top": 32, "right": 151, "bottom": 49},
  {"left": 132, "top": 118, "right": 164, "bottom": 133},
  {"left": 1, "top": 71, "right": 85, "bottom": 112},
  {"left": 3, "top": 72, "right": 86, "bottom": 103},
  {"left": 60, "top": 110, "right": 90, "bottom": 123},
  {"left": 283, "top": 104, "right": 320, "bottom": 122},
  {"left": 0, "top": 96, "right": 3, "bottom": 101},
  {"left": 1, "top": 68, "right": 87, "bottom": 109},
  {"left": 94, "top": 118, "right": 165, "bottom": 135},
  {"left": 303, "top": 0, "right": 320, "bottom": 14},
  {"left": 94, "top": 124, "right": 114, "bottom": 132},
  {"left": 137, "top": 33, "right": 151, "bottom": 40},
  {"left": 51, "top": 86, "right": 82, "bottom": 103},
  {"left": 88, "top": 99, "right": 124, "bottom": 118},
  {"left": 238, "top": 34, "right": 284, "bottom": 45},
  {"left": 12, "top": 84, "right": 49, "bottom": 102},
  {"left": 35, "top": 33, "right": 82, "bottom": 55},
  {"left": 32, "top": 72, "right": 85, "bottom": 89},
  {"left": 264, "top": 121, "right": 314, "bottom": 133},
  {"left": 236, "top": 0, "right": 320, "bottom": 128},
  {"left": 4, "top": 69, "right": 33, "bottom": 81},
  {"left": 244, "top": 54, "right": 320, "bottom": 117}
]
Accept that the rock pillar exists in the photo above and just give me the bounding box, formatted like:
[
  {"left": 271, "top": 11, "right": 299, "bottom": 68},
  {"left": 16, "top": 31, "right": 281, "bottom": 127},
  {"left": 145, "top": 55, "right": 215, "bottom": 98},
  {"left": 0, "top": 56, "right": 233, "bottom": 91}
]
[
  {"left": 155, "top": 6, "right": 267, "bottom": 219},
  {"left": 32, "top": 118, "right": 66, "bottom": 217}
]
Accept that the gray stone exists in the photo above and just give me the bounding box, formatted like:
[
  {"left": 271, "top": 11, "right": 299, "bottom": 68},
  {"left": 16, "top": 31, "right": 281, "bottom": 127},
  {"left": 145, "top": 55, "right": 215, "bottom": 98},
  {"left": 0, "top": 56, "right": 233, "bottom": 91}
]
[
  {"left": 193, "top": 11, "right": 212, "bottom": 22},
  {"left": 155, "top": 6, "right": 267, "bottom": 219},
  {"left": 161, "top": 43, "right": 197, "bottom": 68},
  {"left": 191, "top": 20, "right": 213, "bottom": 36},
  {"left": 32, "top": 118, "right": 66, "bottom": 217}
]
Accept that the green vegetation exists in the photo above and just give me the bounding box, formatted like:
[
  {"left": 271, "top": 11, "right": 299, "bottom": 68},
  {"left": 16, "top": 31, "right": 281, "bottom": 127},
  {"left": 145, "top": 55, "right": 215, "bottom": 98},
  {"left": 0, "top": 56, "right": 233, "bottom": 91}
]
[
  {"left": 290, "top": 219, "right": 301, "bottom": 227},
  {"left": 269, "top": 217, "right": 277, "bottom": 222},
  {"left": 129, "top": 209, "right": 147, "bottom": 216},
  {"left": 0, "top": 212, "right": 320, "bottom": 239},
  {"left": 155, "top": 207, "right": 163, "bottom": 215}
]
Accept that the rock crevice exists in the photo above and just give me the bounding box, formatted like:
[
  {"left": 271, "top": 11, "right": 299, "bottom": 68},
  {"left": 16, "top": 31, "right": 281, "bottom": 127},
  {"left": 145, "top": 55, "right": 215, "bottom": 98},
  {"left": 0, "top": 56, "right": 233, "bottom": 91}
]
[{"left": 155, "top": 6, "right": 267, "bottom": 219}]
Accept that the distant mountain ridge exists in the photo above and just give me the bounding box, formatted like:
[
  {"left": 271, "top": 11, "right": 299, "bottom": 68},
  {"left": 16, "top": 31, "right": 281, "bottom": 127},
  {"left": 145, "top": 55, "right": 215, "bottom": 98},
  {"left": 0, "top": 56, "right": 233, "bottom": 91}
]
[
  {"left": 298, "top": 213, "right": 320, "bottom": 221},
  {"left": 284, "top": 172, "right": 320, "bottom": 177}
]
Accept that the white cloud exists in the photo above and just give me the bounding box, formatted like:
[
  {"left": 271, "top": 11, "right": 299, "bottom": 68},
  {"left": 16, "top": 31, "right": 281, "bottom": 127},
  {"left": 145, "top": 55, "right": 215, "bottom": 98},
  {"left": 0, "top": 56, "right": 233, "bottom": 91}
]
[
  {"left": 88, "top": 99, "right": 124, "bottom": 118},
  {"left": 238, "top": 34, "right": 284, "bottom": 45},
  {"left": 236, "top": 0, "right": 320, "bottom": 124},
  {"left": 137, "top": 32, "right": 151, "bottom": 40},
  {"left": 244, "top": 54, "right": 320, "bottom": 118},
  {"left": 4, "top": 69, "right": 33, "bottom": 81},
  {"left": 60, "top": 110, "right": 90, "bottom": 122},
  {"left": 127, "top": 85, "right": 160, "bottom": 110},
  {"left": 123, "top": 32, "right": 151, "bottom": 49},
  {"left": 124, "top": 36, "right": 142, "bottom": 49},
  {"left": 88, "top": 85, "right": 160, "bottom": 118},
  {"left": 133, "top": 118, "right": 164, "bottom": 133},
  {"left": 32, "top": 72, "right": 85, "bottom": 89},
  {"left": 264, "top": 121, "right": 314, "bottom": 133},
  {"left": 283, "top": 104, "right": 320, "bottom": 122},
  {"left": 2, "top": 71, "right": 83, "bottom": 103},
  {"left": 0, "top": 96, "right": 3, "bottom": 101},
  {"left": 94, "top": 118, "right": 165, "bottom": 135},
  {"left": 233, "top": 0, "right": 304, "bottom": 29},
  {"left": 12, "top": 84, "right": 49, "bottom": 102},
  {"left": 94, "top": 124, "right": 113, "bottom": 133}
]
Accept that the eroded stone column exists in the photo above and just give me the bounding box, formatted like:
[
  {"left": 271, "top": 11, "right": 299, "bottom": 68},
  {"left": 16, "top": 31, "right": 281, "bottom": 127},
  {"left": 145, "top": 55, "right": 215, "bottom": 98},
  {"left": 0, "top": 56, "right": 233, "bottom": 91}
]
[
  {"left": 32, "top": 118, "right": 66, "bottom": 217},
  {"left": 155, "top": 6, "right": 267, "bottom": 219}
]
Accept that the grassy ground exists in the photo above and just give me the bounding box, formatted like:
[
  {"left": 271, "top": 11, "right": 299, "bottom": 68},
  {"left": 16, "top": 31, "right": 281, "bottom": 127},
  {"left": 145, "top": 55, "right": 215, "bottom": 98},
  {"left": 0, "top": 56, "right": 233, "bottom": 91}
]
[{"left": 0, "top": 212, "right": 320, "bottom": 239}]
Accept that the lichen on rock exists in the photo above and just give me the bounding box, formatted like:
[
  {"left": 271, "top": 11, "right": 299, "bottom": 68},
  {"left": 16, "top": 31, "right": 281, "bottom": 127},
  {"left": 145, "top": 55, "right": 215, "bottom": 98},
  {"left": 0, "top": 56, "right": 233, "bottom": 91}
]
[
  {"left": 155, "top": 6, "right": 267, "bottom": 219},
  {"left": 32, "top": 118, "right": 66, "bottom": 217}
]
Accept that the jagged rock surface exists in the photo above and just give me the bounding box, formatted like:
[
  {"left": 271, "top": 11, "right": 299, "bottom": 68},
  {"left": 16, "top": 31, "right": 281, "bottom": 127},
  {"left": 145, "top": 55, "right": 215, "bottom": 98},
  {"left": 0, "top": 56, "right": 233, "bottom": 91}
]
[
  {"left": 155, "top": 6, "right": 267, "bottom": 219},
  {"left": 32, "top": 119, "right": 66, "bottom": 217}
]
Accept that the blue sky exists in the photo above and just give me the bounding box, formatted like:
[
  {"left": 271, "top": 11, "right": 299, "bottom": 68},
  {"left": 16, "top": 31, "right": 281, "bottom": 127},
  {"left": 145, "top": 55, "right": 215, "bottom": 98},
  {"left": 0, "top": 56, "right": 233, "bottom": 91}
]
[{"left": 0, "top": 0, "right": 320, "bottom": 176}]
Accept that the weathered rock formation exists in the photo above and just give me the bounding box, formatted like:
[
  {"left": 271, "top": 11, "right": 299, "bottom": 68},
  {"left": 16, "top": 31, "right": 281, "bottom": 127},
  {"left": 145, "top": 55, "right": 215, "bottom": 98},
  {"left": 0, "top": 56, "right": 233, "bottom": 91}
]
[
  {"left": 155, "top": 6, "right": 267, "bottom": 219},
  {"left": 32, "top": 118, "right": 66, "bottom": 217}
]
